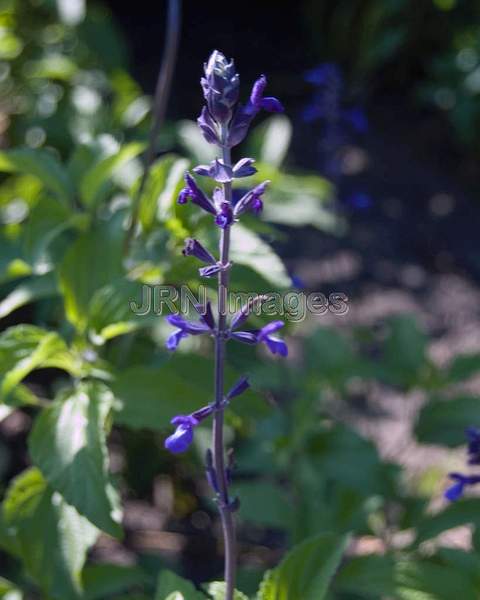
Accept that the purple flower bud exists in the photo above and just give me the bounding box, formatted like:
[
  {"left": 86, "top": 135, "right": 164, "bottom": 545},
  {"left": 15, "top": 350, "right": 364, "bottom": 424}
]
[
  {"left": 227, "top": 376, "right": 250, "bottom": 399},
  {"left": 232, "top": 158, "right": 257, "bottom": 178},
  {"left": 234, "top": 181, "right": 269, "bottom": 216},
  {"left": 201, "top": 50, "right": 239, "bottom": 124},
  {"left": 215, "top": 202, "right": 234, "bottom": 229},
  {"left": 260, "top": 97, "right": 284, "bottom": 112},
  {"left": 166, "top": 329, "right": 188, "bottom": 351},
  {"left": 226, "top": 105, "right": 253, "bottom": 147},
  {"left": 197, "top": 106, "right": 219, "bottom": 145},
  {"left": 182, "top": 238, "right": 216, "bottom": 265},
  {"left": 178, "top": 172, "right": 217, "bottom": 215},
  {"left": 199, "top": 264, "right": 223, "bottom": 278},
  {"left": 250, "top": 75, "right": 267, "bottom": 107},
  {"left": 230, "top": 331, "right": 257, "bottom": 344}
]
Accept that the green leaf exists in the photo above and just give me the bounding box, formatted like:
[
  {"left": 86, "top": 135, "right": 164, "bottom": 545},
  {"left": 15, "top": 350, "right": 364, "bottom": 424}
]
[
  {"left": 447, "top": 353, "right": 480, "bottom": 383},
  {"left": 0, "top": 273, "right": 58, "bottom": 319},
  {"left": 231, "top": 481, "right": 293, "bottom": 529},
  {"left": 335, "top": 554, "right": 397, "bottom": 597},
  {"left": 0, "top": 148, "right": 74, "bottom": 204},
  {"left": 29, "top": 382, "right": 122, "bottom": 537},
  {"left": 414, "top": 499, "right": 480, "bottom": 544},
  {"left": 2, "top": 467, "right": 98, "bottom": 599},
  {"left": 381, "top": 316, "right": 428, "bottom": 387},
  {"left": 59, "top": 223, "right": 124, "bottom": 331},
  {"left": 207, "top": 582, "right": 248, "bottom": 599},
  {"left": 0, "top": 325, "right": 79, "bottom": 400},
  {"left": 82, "top": 564, "right": 149, "bottom": 600},
  {"left": 258, "top": 115, "right": 292, "bottom": 168},
  {"left": 80, "top": 142, "right": 145, "bottom": 208},
  {"left": 112, "top": 355, "right": 265, "bottom": 430},
  {"left": 230, "top": 225, "right": 291, "bottom": 288},
  {"left": 415, "top": 395, "right": 480, "bottom": 446},
  {"left": 137, "top": 155, "right": 189, "bottom": 229},
  {"left": 257, "top": 532, "right": 350, "bottom": 600},
  {"left": 155, "top": 570, "right": 205, "bottom": 600}
]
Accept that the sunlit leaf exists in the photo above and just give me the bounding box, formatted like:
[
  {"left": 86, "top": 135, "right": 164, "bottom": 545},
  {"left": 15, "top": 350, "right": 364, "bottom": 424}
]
[
  {"left": 2, "top": 468, "right": 98, "bottom": 599},
  {"left": 258, "top": 532, "right": 350, "bottom": 599},
  {"left": 29, "top": 382, "right": 122, "bottom": 537},
  {"left": 0, "top": 273, "right": 58, "bottom": 319}
]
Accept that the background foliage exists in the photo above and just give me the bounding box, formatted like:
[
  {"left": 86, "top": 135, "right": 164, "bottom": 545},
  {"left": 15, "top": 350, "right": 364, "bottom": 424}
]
[{"left": 0, "top": 0, "right": 480, "bottom": 598}]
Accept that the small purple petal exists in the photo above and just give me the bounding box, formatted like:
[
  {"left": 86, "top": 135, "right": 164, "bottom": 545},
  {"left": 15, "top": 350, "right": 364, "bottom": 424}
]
[
  {"left": 199, "top": 264, "right": 222, "bottom": 277},
  {"left": 250, "top": 75, "right": 267, "bottom": 107},
  {"left": 233, "top": 158, "right": 257, "bottom": 178},
  {"left": 210, "top": 159, "right": 233, "bottom": 183},
  {"left": 182, "top": 238, "right": 216, "bottom": 264},
  {"left": 193, "top": 165, "right": 211, "bottom": 177},
  {"left": 257, "top": 320, "right": 284, "bottom": 341},
  {"left": 165, "top": 424, "right": 194, "bottom": 453},
  {"left": 264, "top": 336, "right": 288, "bottom": 357},
  {"left": 231, "top": 331, "right": 258, "bottom": 344},
  {"left": 227, "top": 376, "right": 250, "bottom": 399},
  {"left": 166, "top": 329, "right": 187, "bottom": 351},
  {"left": 260, "top": 97, "right": 284, "bottom": 113},
  {"left": 215, "top": 202, "right": 233, "bottom": 229},
  {"left": 445, "top": 481, "right": 464, "bottom": 502}
]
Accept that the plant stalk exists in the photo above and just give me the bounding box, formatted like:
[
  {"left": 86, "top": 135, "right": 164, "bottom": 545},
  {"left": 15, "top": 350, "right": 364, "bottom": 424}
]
[{"left": 212, "top": 138, "right": 236, "bottom": 599}]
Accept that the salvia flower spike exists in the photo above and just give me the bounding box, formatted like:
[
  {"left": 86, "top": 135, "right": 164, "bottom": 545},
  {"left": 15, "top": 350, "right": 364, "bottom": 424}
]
[{"left": 164, "top": 50, "right": 288, "bottom": 599}]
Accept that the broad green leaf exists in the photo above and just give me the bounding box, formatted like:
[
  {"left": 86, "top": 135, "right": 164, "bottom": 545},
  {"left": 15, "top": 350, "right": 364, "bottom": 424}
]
[
  {"left": 415, "top": 395, "right": 480, "bottom": 446},
  {"left": 335, "top": 554, "right": 397, "bottom": 597},
  {"left": 80, "top": 142, "right": 145, "bottom": 207},
  {"left": 381, "top": 315, "right": 428, "bottom": 387},
  {"left": 29, "top": 382, "right": 122, "bottom": 537},
  {"left": 0, "top": 273, "right": 58, "bottom": 319},
  {"left": 258, "top": 115, "right": 292, "bottom": 168},
  {"left": 23, "top": 196, "right": 77, "bottom": 273},
  {"left": 155, "top": 570, "right": 205, "bottom": 600},
  {"left": 112, "top": 355, "right": 265, "bottom": 430},
  {"left": 87, "top": 279, "right": 156, "bottom": 343},
  {"left": 231, "top": 481, "right": 293, "bottom": 529},
  {"left": 257, "top": 532, "right": 350, "bottom": 600},
  {"left": 230, "top": 225, "right": 291, "bottom": 288},
  {"left": 207, "top": 582, "right": 248, "bottom": 599},
  {"left": 82, "top": 564, "right": 149, "bottom": 600},
  {"left": 414, "top": 499, "right": 480, "bottom": 544},
  {"left": 59, "top": 223, "right": 124, "bottom": 331},
  {"left": 137, "top": 155, "right": 189, "bottom": 229},
  {"left": 2, "top": 468, "right": 98, "bottom": 599},
  {"left": 0, "top": 149, "right": 74, "bottom": 204},
  {"left": 0, "top": 325, "right": 80, "bottom": 400},
  {"left": 447, "top": 353, "right": 480, "bottom": 383}
]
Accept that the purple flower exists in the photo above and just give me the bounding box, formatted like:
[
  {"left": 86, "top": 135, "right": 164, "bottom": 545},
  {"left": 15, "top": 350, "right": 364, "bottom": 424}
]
[
  {"left": 227, "top": 376, "right": 250, "bottom": 400},
  {"left": 345, "top": 192, "right": 372, "bottom": 210},
  {"left": 444, "top": 473, "right": 480, "bottom": 502},
  {"left": 304, "top": 63, "right": 342, "bottom": 87},
  {"left": 199, "top": 264, "right": 223, "bottom": 278},
  {"left": 165, "top": 403, "right": 215, "bottom": 453},
  {"left": 197, "top": 106, "right": 219, "bottom": 145},
  {"left": 466, "top": 427, "right": 480, "bottom": 465},
  {"left": 232, "top": 158, "right": 257, "bottom": 178},
  {"left": 178, "top": 173, "right": 216, "bottom": 215},
  {"left": 194, "top": 159, "right": 233, "bottom": 183},
  {"left": 182, "top": 238, "right": 216, "bottom": 265},
  {"left": 234, "top": 181, "right": 269, "bottom": 216},
  {"left": 201, "top": 50, "right": 239, "bottom": 124},
  {"left": 231, "top": 320, "right": 288, "bottom": 357},
  {"left": 343, "top": 107, "right": 368, "bottom": 133},
  {"left": 226, "top": 76, "right": 283, "bottom": 147},
  {"left": 165, "top": 304, "right": 215, "bottom": 350},
  {"left": 165, "top": 415, "right": 198, "bottom": 453},
  {"left": 247, "top": 75, "right": 284, "bottom": 114},
  {"left": 215, "top": 202, "right": 234, "bottom": 229}
]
